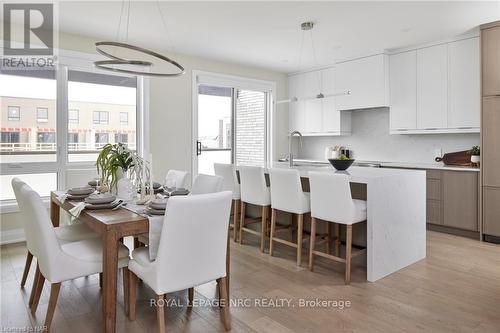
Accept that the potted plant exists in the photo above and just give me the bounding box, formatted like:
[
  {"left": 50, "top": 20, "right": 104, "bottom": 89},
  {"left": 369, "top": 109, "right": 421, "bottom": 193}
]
[
  {"left": 470, "top": 146, "right": 480, "bottom": 165},
  {"left": 96, "top": 143, "right": 146, "bottom": 198}
]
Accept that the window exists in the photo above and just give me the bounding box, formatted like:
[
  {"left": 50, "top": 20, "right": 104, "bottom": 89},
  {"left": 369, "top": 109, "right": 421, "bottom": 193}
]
[
  {"left": 120, "top": 112, "right": 128, "bottom": 125},
  {"left": 95, "top": 133, "right": 109, "bottom": 146},
  {"left": 68, "top": 133, "right": 79, "bottom": 144},
  {"left": 7, "top": 106, "right": 20, "bottom": 121},
  {"left": 93, "top": 111, "right": 109, "bottom": 124},
  {"left": 68, "top": 109, "right": 79, "bottom": 124},
  {"left": 37, "top": 132, "right": 56, "bottom": 143},
  {"left": 1, "top": 132, "right": 20, "bottom": 143},
  {"left": 0, "top": 66, "right": 143, "bottom": 207},
  {"left": 37, "top": 107, "right": 48, "bottom": 122},
  {"left": 114, "top": 133, "right": 128, "bottom": 144}
]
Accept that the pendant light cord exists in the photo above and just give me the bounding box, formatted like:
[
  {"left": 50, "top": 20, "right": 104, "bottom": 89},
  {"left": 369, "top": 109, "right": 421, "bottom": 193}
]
[
  {"left": 156, "top": 0, "right": 177, "bottom": 56},
  {"left": 309, "top": 30, "right": 322, "bottom": 92}
]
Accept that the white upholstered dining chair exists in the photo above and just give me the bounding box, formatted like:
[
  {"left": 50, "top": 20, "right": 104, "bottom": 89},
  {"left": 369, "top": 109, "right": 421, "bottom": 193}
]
[
  {"left": 214, "top": 163, "right": 241, "bottom": 241},
  {"left": 11, "top": 178, "right": 99, "bottom": 291},
  {"left": 308, "top": 171, "right": 367, "bottom": 284},
  {"left": 164, "top": 169, "right": 189, "bottom": 189},
  {"left": 18, "top": 183, "right": 130, "bottom": 331},
  {"left": 191, "top": 173, "right": 224, "bottom": 195},
  {"left": 128, "top": 191, "right": 233, "bottom": 333}
]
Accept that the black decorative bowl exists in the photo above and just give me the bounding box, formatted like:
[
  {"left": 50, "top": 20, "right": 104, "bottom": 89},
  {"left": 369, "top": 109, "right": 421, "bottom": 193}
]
[{"left": 328, "top": 158, "right": 355, "bottom": 171}]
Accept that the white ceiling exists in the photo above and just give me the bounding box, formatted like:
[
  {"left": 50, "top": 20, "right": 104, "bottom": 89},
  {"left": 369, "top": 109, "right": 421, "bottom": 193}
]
[{"left": 55, "top": 1, "right": 500, "bottom": 73}]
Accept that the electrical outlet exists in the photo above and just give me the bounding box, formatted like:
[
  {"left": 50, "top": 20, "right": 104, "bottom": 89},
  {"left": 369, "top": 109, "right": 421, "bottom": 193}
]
[{"left": 434, "top": 148, "right": 442, "bottom": 159}]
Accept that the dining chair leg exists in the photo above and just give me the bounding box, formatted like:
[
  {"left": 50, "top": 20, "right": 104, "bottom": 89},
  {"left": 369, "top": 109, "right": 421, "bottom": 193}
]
[
  {"left": 326, "top": 223, "right": 332, "bottom": 254},
  {"left": 28, "top": 263, "right": 41, "bottom": 308},
  {"left": 217, "top": 277, "right": 231, "bottom": 331},
  {"left": 188, "top": 287, "right": 194, "bottom": 305},
  {"left": 297, "top": 214, "right": 304, "bottom": 266},
  {"left": 31, "top": 269, "right": 45, "bottom": 314},
  {"left": 128, "top": 270, "right": 137, "bottom": 320},
  {"left": 269, "top": 208, "right": 277, "bottom": 256},
  {"left": 123, "top": 268, "right": 130, "bottom": 316},
  {"left": 309, "top": 217, "right": 317, "bottom": 271},
  {"left": 345, "top": 225, "right": 353, "bottom": 285},
  {"left": 44, "top": 282, "right": 61, "bottom": 332},
  {"left": 21, "top": 251, "right": 33, "bottom": 288},
  {"left": 233, "top": 200, "right": 240, "bottom": 242},
  {"left": 335, "top": 223, "right": 340, "bottom": 256},
  {"left": 156, "top": 294, "right": 166, "bottom": 333},
  {"left": 260, "top": 206, "right": 267, "bottom": 253},
  {"left": 239, "top": 202, "right": 246, "bottom": 245}
]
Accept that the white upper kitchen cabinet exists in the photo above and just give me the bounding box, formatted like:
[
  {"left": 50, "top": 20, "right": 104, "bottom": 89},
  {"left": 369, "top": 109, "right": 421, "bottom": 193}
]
[
  {"left": 417, "top": 44, "right": 448, "bottom": 129},
  {"left": 335, "top": 54, "right": 390, "bottom": 111},
  {"left": 303, "top": 71, "right": 323, "bottom": 133},
  {"left": 389, "top": 50, "right": 417, "bottom": 131},
  {"left": 288, "top": 73, "right": 306, "bottom": 133},
  {"left": 448, "top": 37, "right": 480, "bottom": 129}
]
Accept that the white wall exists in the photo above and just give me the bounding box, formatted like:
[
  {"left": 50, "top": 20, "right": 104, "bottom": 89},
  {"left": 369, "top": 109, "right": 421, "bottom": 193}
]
[
  {"left": 1, "top": 30, "right": 288, "bottom": 237},
  {"left": 297, "top": 108, "right": 479, "bottom": 163}
]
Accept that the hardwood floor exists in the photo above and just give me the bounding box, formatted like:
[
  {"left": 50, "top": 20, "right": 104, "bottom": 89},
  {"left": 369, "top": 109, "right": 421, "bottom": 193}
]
[{"left": 1, "top": 231, "right": 500, "bottom": 332}]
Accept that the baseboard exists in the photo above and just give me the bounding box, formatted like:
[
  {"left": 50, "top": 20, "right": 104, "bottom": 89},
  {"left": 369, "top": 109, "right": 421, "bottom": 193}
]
[
  {"left": 427, "top": 224, "right": 480, "bottom": 240},
  {"left": 0, "top": 228, "right": 26, "bottom": 245}
]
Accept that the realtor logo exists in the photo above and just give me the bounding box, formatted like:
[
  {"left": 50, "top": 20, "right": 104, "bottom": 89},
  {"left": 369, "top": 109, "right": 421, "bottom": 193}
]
[{"left": 3, "top": 3, "right": 53, "bottom": 55}]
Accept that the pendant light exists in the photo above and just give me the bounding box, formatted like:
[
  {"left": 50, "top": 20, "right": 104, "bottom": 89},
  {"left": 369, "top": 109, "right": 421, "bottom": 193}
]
[
  {"left": 94, "top": 0, "right": 185, "bottom": 77},
  {"left": 276, "top": 21, "right": 350, "bottom": 104}
]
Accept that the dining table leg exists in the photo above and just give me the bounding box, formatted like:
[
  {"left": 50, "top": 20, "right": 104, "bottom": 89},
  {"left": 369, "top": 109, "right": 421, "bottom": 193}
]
[
  {"left": 102, "top": 229, "right": 119, "bottom": 333},
  {"left": 50, "top": 198, "right": 60, "bottom": 227}
]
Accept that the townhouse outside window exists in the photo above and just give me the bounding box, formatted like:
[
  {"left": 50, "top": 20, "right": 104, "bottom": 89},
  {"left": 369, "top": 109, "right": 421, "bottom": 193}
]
[
  {"left": 7, "top": 106, "right": 20, "bottom": 121},
  {"left": 68, "top": 109, "right": 79, "bottom": 124},
  {"left": 93, "top": 111, "right": 109, "bottom": 124},
  {"left": 120, "top": 112, "right": 128, "bottom": 125},
  {"left": 95, "top": 133, "right": 109, "bottom": 148},
  {"left": 37, "top": 107, "right": 48, "bottom": 122},
  {"left": 114, "top": 133, "right": 128, "bottom": 144},
  {"left": 1, "top": 132, "right": 20, "bottom": 143}
]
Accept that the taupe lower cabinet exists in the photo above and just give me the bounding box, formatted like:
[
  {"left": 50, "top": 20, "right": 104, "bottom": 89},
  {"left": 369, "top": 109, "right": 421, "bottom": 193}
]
[
  {"left": 426, "top": 170, "right": 479, "bottom": 231},
  {"left": 483, "top": 187, "right": 500, "bottom": 236}
]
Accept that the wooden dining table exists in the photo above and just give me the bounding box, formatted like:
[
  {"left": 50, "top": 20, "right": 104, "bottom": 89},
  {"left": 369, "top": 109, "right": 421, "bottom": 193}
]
[{"left": 50, "top": 191, "right": 231, "bottom": 333}]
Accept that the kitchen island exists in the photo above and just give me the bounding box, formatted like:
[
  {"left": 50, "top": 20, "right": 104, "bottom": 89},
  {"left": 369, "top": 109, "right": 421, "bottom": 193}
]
[{"left": 239, "top": 162, "right": 426, "bottom": 282}]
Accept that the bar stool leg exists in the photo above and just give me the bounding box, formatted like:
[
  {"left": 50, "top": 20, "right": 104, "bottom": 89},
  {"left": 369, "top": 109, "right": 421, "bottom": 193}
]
[
  {"left": 239, "top": 202, "right": 246, "bottom": 245},
  {"left": 260, "top": 206, "right": 267, "bottom": 253},
  {"left": 269, "top": 208, "right": 277, "bottom": 256},
  {"left": 335, "top": 224, "right": 340, "bottom": 256},
  {"left": 326, "top": 223, "right": 332, "bottom": 254},
  {"left": 308, "top": 217, "right": 317, "bottom": 271},
  {"left": 345, "top": 225, "right": 353, "bottom": 284},
  {"left": 297, "top": 214, "right": 304, "bottom": 266}
]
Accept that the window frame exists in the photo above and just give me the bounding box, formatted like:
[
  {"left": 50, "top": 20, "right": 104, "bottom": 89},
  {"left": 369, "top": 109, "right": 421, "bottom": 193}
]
[
  {"left": 93, "top": 111, "right": 109, "bottom": 125},
  {"left": 7, "top": 106, "right": 20, "bottom": 121},
  {"left": 36, "top": 107, "right": 49, "bottom": 123},
  {"left": 0, "top": 47, "right": 149, "bottom": 212}
]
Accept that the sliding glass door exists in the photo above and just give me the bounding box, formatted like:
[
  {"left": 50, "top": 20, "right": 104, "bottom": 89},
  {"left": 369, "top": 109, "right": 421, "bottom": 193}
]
[{"left": 194, "top": 82, "right": 270, "bottom": 175}]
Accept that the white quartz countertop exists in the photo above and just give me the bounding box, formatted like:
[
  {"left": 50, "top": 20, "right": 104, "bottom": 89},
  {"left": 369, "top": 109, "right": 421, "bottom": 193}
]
[
  {"left": 283, "top": 159, "right": 479, "bottom": 172},
  {"left": 245, "top": 162, "right": 426, "bottom": 184}
]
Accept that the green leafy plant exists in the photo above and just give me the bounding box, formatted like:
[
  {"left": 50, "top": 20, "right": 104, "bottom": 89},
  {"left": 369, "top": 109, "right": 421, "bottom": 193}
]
[
  {"left": 470, "top": 146, "right": 480, "bottom": 156},
  {"left": 96, "top": 143, "right": 146, "bottom": 191}
]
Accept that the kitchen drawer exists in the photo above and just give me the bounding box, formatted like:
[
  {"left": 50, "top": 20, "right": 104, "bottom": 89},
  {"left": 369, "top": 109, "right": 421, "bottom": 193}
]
[
  {"left": 426, "top": 179, "right": 442, "bottom": 200},
  {"left": 483, "top": 187, "right": 500, "bottom": 237},
  {"left": 426, "top": 170, "right": 442, "bottom": 180},
  {"left": 427, "top": 200, "right": 442, "bottom": 225}
]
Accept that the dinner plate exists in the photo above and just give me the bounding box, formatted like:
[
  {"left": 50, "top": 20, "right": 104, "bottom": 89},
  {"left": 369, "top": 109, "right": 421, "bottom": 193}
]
[
  {"left": 149, "top": 202, "right": 167, "bottom": 210},
  {"left": 68, "top": 186, "right": 95, "bottom": 196},
  {"left": 85, "top": 193, "right": 116, "bottom": 204},
  {"left": 67, "top": 194, "right": 91, "bottom": 201},
  {"left": 163, "top": 188, "right": 189, "bottom": 196},
  {"left": 145, "top": 207, "right": 166, "bottom": 215},
  {"left": 85, "top": 200, "right": 121, "bottom": 210}
]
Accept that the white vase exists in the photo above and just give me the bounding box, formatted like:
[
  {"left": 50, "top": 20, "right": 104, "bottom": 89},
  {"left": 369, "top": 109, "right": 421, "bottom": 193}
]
[
  {"left": 471, "top": 155, "right": 480, "bottom": 163},
  {"left": 116, "top": 169, "right": 136, "bottom": 201}
]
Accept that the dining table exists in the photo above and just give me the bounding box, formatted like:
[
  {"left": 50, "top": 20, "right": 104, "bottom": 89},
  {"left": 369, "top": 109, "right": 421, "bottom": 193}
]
[{"left": 50, "top": 191, "right": 231, "bottom": 333}]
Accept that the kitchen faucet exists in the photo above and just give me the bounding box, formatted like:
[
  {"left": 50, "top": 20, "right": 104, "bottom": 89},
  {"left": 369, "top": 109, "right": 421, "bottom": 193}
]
[{"left": 288, "top": 130, "right": 303, "bottom": 167}]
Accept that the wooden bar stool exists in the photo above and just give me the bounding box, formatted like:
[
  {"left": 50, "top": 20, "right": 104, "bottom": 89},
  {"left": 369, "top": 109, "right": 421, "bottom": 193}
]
[
  {"left": 214, "top": 163, "right": 241, "bottom": 242},
  {"left": 268, "top": 168, "right": 311, "bottom": 266},
  {"left": 238, "top": 166, "right": 271, "bottom": 252},
  {"left": 308, "top": 171, "right": 367, "bottom": 284}
]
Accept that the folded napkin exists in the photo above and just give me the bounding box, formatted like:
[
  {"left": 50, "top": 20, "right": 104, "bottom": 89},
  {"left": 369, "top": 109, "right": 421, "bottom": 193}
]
[
  {"left": 69, "top": 202, "right": 87, "bottom": 218},
  {"left": 56, "top": 192, "right": 69, "bottom": 204}
]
